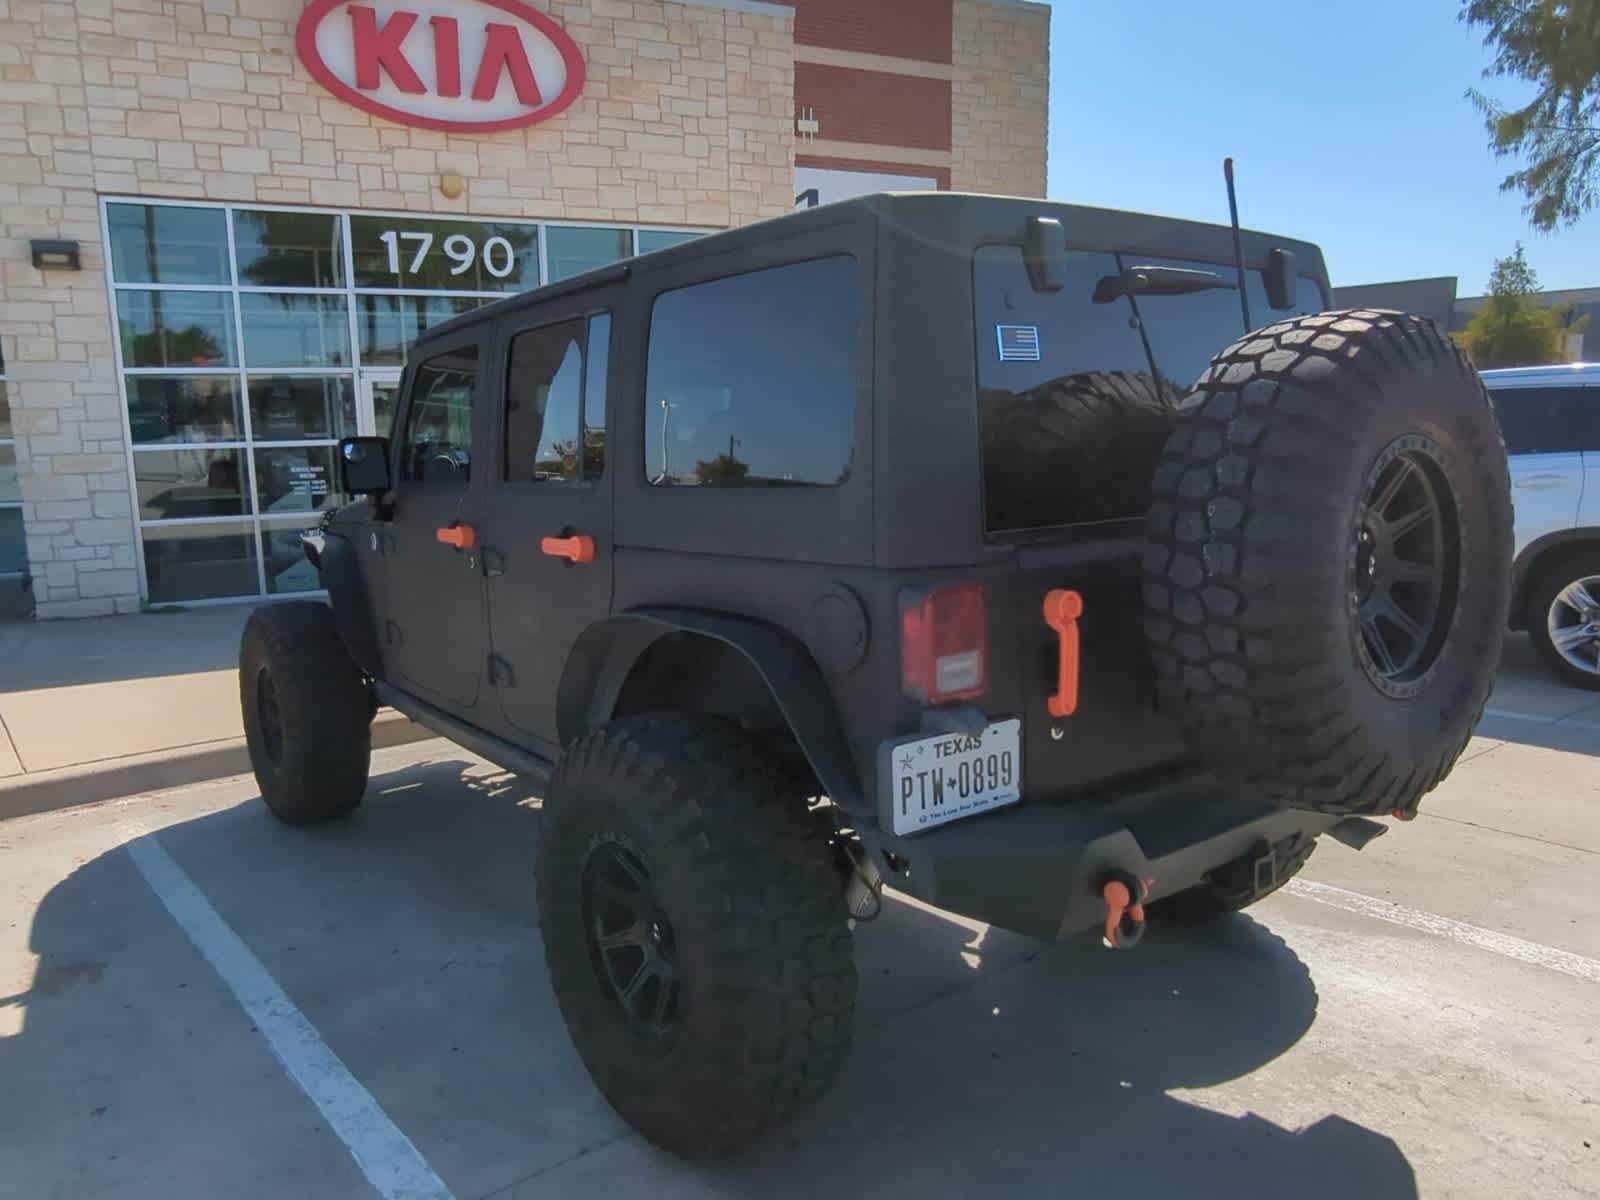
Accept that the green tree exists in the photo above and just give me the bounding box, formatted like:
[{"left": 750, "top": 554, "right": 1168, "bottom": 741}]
[
  {"left": 1462, "top": 0, "right": 1600, "bottom": 230},
  {"left": 1457, "top": 244, "right": 1575, "bottom": 367}
]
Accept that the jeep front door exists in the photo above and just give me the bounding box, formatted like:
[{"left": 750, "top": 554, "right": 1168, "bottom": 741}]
[
  {"left": 381, "top": 333, "right": 489, "bottom": 712},
  {"left": 482, "top": 308, "right": 615, "bottom": 756}
]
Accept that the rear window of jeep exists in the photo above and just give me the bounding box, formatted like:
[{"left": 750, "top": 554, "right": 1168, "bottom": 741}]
[{"left": 644, "top": 257, "right": 857, "bottom": 487}]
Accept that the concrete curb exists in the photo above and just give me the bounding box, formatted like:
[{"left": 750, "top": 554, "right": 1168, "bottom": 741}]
[{"left": 0, "top": 711, "right": 430, "bottom": 822}]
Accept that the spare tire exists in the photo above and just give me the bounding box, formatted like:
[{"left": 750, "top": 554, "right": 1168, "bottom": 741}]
[{"left": 1142, "top": 310, "right": 1511, "bottom": 817}]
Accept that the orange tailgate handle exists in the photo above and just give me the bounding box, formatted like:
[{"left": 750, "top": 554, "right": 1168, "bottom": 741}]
[
  {"left": 435, "top": 523, "right": 477, "bottom": 550},
  {"left": 541, "top": 534, "right": 596, "bottom": 564},
  {"left": 1043, "top": 588, "right": 1083, "bottom": 719}
]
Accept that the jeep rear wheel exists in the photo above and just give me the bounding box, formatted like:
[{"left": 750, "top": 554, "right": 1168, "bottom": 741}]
[
  {"left": 1526, "top": 550, "right": 1600, "bottom": 689},
  {"left": 1143, "top": 311, "right": 1512, "bottom": 817},
  {"left": 239, "top": 601, "right": 374, "bottom": 825},
  {"left": 537, "top": 715, "right": 857, "bottom": 1158}
]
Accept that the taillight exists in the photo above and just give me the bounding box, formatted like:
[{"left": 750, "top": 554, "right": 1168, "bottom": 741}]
[{"left": 901, "top": 583, "right": 989, "bottom": 704}]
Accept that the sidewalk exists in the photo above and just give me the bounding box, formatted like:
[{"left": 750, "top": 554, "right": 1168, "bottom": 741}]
[{"left": 0, "top": 603, "right": 424, "bottom": 820}]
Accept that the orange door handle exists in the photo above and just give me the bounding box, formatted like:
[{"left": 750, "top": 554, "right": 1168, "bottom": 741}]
[
  {"left": 541, "top": 534, "right": 596, "bottom": 564},
  {"left": 1043, "top": 588, "right": 1083, "bottom": 719},
  {"left": 435, "top": 523, "right": 477, "bottom": 550}
]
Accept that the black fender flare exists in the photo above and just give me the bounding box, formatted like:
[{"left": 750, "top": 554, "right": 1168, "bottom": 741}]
[
  {"left": 1510, "top": 528, "right": 1600, "bottom": 629},
  {"left": 315, "top": 531, "right": 384, "bottom": 678},
  {"left": 556, "top": 608, "right": 866, "bottom": 813}
]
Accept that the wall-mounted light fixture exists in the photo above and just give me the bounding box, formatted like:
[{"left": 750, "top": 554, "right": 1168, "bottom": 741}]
[{"left": 30, "top": 239, "right": 81, "bottom": 271}]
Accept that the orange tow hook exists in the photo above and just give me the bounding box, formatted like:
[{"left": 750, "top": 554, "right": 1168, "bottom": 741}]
[{"left": 1101, "top": 873, "right": 1151, "bottom": 950}]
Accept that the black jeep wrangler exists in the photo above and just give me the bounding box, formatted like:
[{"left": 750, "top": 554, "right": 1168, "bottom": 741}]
[{"left": 238, "top": 193, "right": 1511, "bottom": 1157}]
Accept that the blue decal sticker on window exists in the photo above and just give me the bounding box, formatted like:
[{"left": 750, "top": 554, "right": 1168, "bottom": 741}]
[{"left": 997, "top": 324, "right": 1041, "bottom": 362}]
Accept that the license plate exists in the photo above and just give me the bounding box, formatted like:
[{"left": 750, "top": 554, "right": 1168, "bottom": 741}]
[{"left": 885, "top": 720, "right": 1022, "bottom": 836}]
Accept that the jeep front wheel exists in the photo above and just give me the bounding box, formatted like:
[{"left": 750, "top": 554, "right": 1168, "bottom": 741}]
[
  {"left": 537, "top": 715, "right": 857, "bottom": 1158},
  {"left": 239, "top": 601, "right": 374, "bottom": 825}
]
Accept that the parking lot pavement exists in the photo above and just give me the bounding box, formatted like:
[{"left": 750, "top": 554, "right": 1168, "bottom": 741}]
[{"left": 2, "top": 639, "right": 1596, "bottom": 1200}]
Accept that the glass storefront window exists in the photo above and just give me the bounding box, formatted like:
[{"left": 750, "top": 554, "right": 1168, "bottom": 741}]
[
  {"left": 118, "top": 291, "right": 236, "bottom": 368},
  {"left": 239, "top": 293, "right": 351, "bottom": 368},
  {"left": 638, "top": 229, "right": 702, "bottom": 255},
  {"left": 356, "top": 294, "right": 486, "bottom": 366},
  {"left": 108, "top": 203, "right": 231, "bottom": 285},
  {"left": 133, "top": 448, "right": 247, "bottom": 521},
  {"left": 0, "top": 379, "right": 11, "bottom": 438},
  {"left": 349, "top": 215, "right": 540, "bottom": 292},
  {"left": 254, "top": 445, "right": 343, "bottom": 515},
  {"left": 0, "top": 508, "right": 24, "bottom": 573},
  {"left": 0, "top": 444, "right": 17, "bottom": 504},
  {"left": 547, "top": 226, "right": 631, "bottom": 283},
  {"left": 235, "top": 209, "right": 345, "bottom": 289},
  {"left": 248, "top": 376, "right": 356, "bottom": 442},
  {"left": 261, "top": 522, "right": 323, "bottom": 594},
  {"left": 142, "top": 522, "right": 259, "bottom": 603},
  {"left": 126, "top": 376, "right": 243, "bottom": 444}
]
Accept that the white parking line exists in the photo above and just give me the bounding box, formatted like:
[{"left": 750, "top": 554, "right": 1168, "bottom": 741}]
[
  {"left": 122, "top": 823, "right": 456, "bottom": 1200},
  {"left": 1286, "top": 878, "right": 1600, "bottom": 985}
]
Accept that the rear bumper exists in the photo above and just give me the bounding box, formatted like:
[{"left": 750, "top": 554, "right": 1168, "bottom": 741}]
[{"left": 858, "top": 773, "right": 1337, "bottom": 942}]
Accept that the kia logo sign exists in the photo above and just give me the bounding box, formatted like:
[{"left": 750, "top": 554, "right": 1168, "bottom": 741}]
[{"left": 296, "top": 1, "right": 585, "bottom": 133}]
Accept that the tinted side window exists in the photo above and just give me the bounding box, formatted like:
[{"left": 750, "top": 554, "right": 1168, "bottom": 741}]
[
  {"left": 644, "top": 257, "right": 857, "bottom": 487},
  {"left": 1489, "top": 386, "right": 1599, "bottom": 455},
  {"left": 401, "top": 346, "right": 477, "bottom": 484},
  {"left": 504, "top": 314, "right": 610, "bottom": 483}
]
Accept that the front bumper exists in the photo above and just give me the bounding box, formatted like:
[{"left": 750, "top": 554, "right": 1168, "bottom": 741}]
[{"left": 857, "top": 771, "right": 1338, "bottom": 942}]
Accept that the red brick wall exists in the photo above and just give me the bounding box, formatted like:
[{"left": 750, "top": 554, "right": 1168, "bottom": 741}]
[
  {"left": 795, "top": 63, "right": 952, "bottom": 151},
  {"left": 792, "top": 0, "right": 953, "bottom": 64}
]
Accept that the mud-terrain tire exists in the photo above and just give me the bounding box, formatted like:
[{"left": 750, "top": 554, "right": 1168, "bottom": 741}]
[
  {"left": 537, "top": 715, "right": 857, "bottom": 1158},
  {"left": 983, "top": 369, "right": 1176, "bottom": 529},
  {"left": 1151, "top": 832, "right": 1315, "bottom": 921},
  {"left": 239, "top": 601, "right": 374, "bottom": 825},
  {"left": 1143, "top": 311, "right": 1512, "bottom": 817},
  {"left": 1525, "top": 548, "right": 1600, "bottom": 690}
]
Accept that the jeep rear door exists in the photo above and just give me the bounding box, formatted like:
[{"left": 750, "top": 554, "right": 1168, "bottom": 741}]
[{"left": 480, "top": 292, "right": 618, "bottom": 755}]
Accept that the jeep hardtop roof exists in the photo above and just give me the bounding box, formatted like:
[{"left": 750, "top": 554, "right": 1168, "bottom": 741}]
[{"left": 416, "top": 192, "right": 1331, "bottom": 349}]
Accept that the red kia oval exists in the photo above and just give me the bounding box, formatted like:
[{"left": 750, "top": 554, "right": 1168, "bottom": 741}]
[{"left": 296, "top": 0, "right": 587, "bottom": 133}]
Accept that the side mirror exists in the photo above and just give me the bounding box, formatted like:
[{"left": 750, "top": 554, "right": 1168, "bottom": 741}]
[
  {"left": 1265, "top": 248, "right": 1299, "bottom": 310},
  {"left": 339, "top": 436, "right": 391, "bottom": 496},
  {"left": 1024, "top": 216, "right": 1068, "bottom": 293}
]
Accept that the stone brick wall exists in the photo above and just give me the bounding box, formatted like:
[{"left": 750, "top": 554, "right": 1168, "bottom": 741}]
[
  {"left": 0, "top": 0, "right": 795, "bottom": 618},
  {"left": 950, "top": 0, "right": 1047, "bottom": 197}
]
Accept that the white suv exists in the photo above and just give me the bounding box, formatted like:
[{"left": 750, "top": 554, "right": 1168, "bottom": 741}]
[{"left": 1482, "top": 363, "right": 1600, "bottom": 688}]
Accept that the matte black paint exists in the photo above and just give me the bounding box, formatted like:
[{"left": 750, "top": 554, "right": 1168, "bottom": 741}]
[{"left": 319, "top": 193, "right": 1336, "bottom": 941}]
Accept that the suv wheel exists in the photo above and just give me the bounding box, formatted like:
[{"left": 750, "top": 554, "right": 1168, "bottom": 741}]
[
  {"left": 1144, "top": 310, "right": 1513, "bottom": 817},
  {"left": 537, "top": 715, "right": 857, "bottom": 1158},
  {"left": 239, "top": 602, "right": 375, "bottom": 825},
  {"left": 1527, "top": 550, "right": 1600, "bottom": 689}
]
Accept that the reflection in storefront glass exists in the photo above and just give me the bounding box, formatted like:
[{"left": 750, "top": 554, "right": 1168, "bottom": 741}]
[
  {"left": 0, "top": 380, "right": 11, "bottom": 437},
  {"left": 142, "top": 522, "right": 258, "bottom": 603},
  {"left": 107, "top": 203, "right": 230, "bottom": 285},
  {"left": 247, "top": 376, "right": 356, "bottom": 442},
  {"left": 0, "top": 444, "right": 17, "bottom": 503},
  {"left": 254, "top": 445, "right": 343, "bottom": 514},
  {"left": 348, "top": 215, "right": 539, "bottom": 292},
  {"left": 356, "top": 294, "right": 486, "bottom": 366},
  {"left": 261, "top": 523, "right": 322, "bottom": 594},
  {"left": 637, "top": 229, "right": 702, "bottom": 255},
  {"left": 235, "top": 209, "right": 345, "bottom": 289},
  {"left": 0, "top": 509, "right": 24, "bottom": 573},
  {"left": 133, "top": 448, "right": 246, "bottom": 521},
  {"left": 547, "top": 226, "right": 631, "bottom": 283},
  {"left": 373, "top": 382, "right": 401, "bottom": 439},
  {"left": 118, "top": 291, "right": 236, "bottom": 368},
  {"left": 239, "top": 294, "right": 351, "bottom": 368},
  {"left": 125, "top": 376, "right": 242, "bottom": 444}
]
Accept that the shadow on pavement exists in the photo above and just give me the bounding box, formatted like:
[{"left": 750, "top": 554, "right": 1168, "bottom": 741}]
[
  {"left": 1479, "top": 634, "right": 1600, "bottom": 757},
  {"left": 4, "top": 758, "right": 1416, "bottom": 1199}
]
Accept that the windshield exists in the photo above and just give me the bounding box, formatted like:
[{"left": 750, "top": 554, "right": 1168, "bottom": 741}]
[{"left": 975, "top": 245, "right": 1326, "bottom": 534}]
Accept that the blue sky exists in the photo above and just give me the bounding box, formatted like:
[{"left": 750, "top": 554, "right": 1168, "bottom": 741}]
[{"left": 1044, "top": 0, "right": 1598, "bottom": 294}]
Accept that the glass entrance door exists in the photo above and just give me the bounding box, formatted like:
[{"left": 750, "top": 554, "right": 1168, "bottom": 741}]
[{"left": 359, "top": 370, "right": 403, "bottom": 439}]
